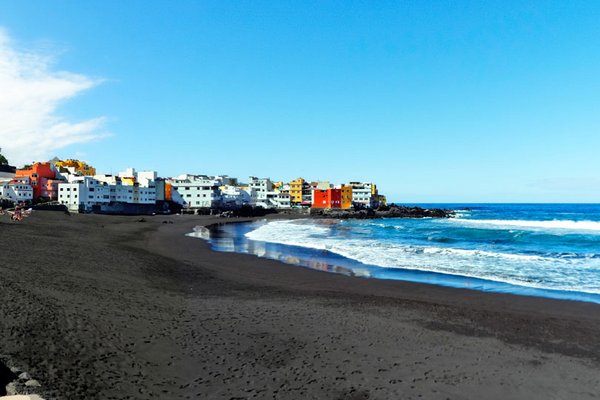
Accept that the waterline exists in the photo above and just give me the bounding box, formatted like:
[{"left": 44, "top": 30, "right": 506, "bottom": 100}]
[{"left": 188, "top": 220, "right": 600, "bottom": 304}]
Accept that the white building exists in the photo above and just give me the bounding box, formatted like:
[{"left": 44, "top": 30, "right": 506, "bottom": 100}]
[
  {"left": 169, "top": 174, "right": 222, "bottom": 208},
  {"left": 114, "top": 168, "right": 157, "bottom": 204},
  {"left": 214, "top": 175, "right": 239, "bottom": 186},
  {"left": 255, "top": 190, "right": 291, "bottom": 209},
  {"left": 0, "top": 177, "right": 33, "bottom": 203},
  {"left": 220, "top": 185, "right": 255, "bottom": 208},
  {"left": 348, "top": 182, "right": 379, "bottom": 208},
  {"left": 58, "top": 168, "right": 159, "bottom": 212},
  {"left": 268, "top": 191, "right": 291, "bottom": 208},
  {"left": 249, "top": 177, "right": 273, "bottom": 201},
  {"left": 58, "top": 176, "right": 111, "bottom": 212}
]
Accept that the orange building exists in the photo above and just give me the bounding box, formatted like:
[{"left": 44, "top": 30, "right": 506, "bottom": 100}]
[
  {"left": 312, "top": 188, "right": 336, "bottom": 209},
  {"left": 16, "top": 162, "right": 60, "bottom": 201}
]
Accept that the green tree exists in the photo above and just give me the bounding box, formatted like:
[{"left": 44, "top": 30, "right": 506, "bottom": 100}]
[{"left": 0, "top": 153, "right": 8, "bottom": 166}]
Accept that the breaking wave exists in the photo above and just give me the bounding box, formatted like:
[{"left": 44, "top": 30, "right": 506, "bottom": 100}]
[
  {"left": 245, "top": 219, "right": 600, "bottom": 295},
  {"left": 450, "top": 218, "right": 600, "bottom": 232}
]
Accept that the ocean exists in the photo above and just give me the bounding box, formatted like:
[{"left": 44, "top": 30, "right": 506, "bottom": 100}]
[{"left": 190, "top": 204, "right": 600, "bottom": 304}]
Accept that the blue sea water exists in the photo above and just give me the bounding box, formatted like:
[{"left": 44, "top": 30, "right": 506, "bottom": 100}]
[{"left": 189, "top": 204, "right": 600, "bottom": 304}]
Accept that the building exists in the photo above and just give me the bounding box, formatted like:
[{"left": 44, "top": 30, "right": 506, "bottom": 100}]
[
  {"left": 0, "top": 176, "right": 33, "bottom": 203},
  {"left": 155, "top": 179, "right": 185, "bottom": 208},
  {"left": 303, "top": 182, "right": 317, "bottom": 206},
  {"left": 0, "top": 164, "right": 16, "bottom": 180},
  {"left": 268, "top": 191, "right": 291, "bottom": 208},
  {"left": 249, "top": 177, "right": 273, "bottom": 201},
  {"left": 347, "top": 182, "right": 379, "bottom": 208},
  {"left": 115, "top": 168, "right": 157, "bottom": 205},
  {"left": 215, "top": 175, "right": 239, "bottom": 186},
  {"left": 289, "top": 177, "right": 304, "bottom": 204},
  {"left": 255, "top": 190, "right": 291, "bottom": 209},
  {"left": 15, "top": 162, "right": 63, "bottom": 201},
  {"left": 58, "top": 176, "right": 111, "bottom": 212},
  {"left": 220, "top": 185, "right": 255, "bottom": 208},
  {"left": 168, "top": 174, "right": 222, "bottom": 208},
  {"left": 340, "top": 185, "right": 353, "bottom": 209},
  {"left": 58, "top": 168, "right": 159, "bottom": 213},
  {"left": 311, "top": 184, "right": 352, "bottom": 209},
  {"left": 53, "top": 158, "right": 96, "bottom": 176}
]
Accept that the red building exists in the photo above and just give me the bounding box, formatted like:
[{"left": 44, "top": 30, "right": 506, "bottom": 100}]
[
  {"left": 15, "top": 162, "right": 61, "bottom": 201},
  {"left": 312, "top": 188, "right": 342, "bottom": 209}
]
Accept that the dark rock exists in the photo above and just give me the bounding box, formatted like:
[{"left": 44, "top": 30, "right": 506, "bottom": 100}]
[
  {"left": 25, "top": 379, "right": 41, "bottom": 387},
  {"left": 309, "top": 205, "right": 455, "bottom": 220},
  {"left": 0, "top": 361, "right": 17, "bottom": 396},
  {"left": 18, "top": 372, "right": 31, "bottom": 381}
]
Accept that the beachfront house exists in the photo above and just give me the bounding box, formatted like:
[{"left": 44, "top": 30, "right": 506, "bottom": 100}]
[
  {"left": 0, "top": 176, "right": 34, "bottom": 204},
  {"left": 347, "top": 182, "right": 379, "bottom": 208},
  {"left": 15, "top": 162, "right": 64, "bottom": 202},
  {"left": 311, "top": 184, "right": 352, "bottom": 209},
  {"left": 254, "top": 190, "right": 291, "bottom": 209},
  {"left": 116, "top": 168, "right": 158, "bottom": 205},
  {"left": 289, "top": 177, "right": 304, "bottom": 205},
  {"left": 249, "top": 177, "right": 273, "bottom": 202},
  {"left": 168, "top": 174, "right": 222, "bottom": 209},
  {"left": 58, "top": 168, "right": 159, "bottom": 213},
  {"left": 58, "top": 176, "right": 111, "bottom": 212},
  {"left": 220, "top": 185, "right": 255, "bottom": 208}
]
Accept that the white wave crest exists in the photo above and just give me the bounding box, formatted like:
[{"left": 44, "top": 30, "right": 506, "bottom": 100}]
[
  {"left": 451, "top": 218, "right": 600, "bottom": 232},
  {"left": 243, "top": 219, "right": 600, "bottom": 294}
]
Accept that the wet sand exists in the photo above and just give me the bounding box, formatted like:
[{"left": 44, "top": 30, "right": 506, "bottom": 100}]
[{"left": 1, "top": 211, "right": 599, "bottom": 399}]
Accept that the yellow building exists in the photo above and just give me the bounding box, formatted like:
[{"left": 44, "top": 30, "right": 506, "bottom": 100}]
[
  {"left": 54, "top": 159, "right": 96, "bottom": 176},
  {"left": 378, "top": 195, "right": 387, "bottom": 207},
  {"left": 340, "top": 185, "right": 352, "bottom": 209},
  {"left": 289, "top": 177, "right": 304, "bottom": 204},
  {"left": 121, "top": 176, "right": 136, "bottom": 186},
  {"left": 272, "top": 181, "right": 284, "bottom": 190}
]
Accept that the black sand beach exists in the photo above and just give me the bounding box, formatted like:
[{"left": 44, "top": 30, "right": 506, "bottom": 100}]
[{"left": 1, "top": 211, "right": 600, "bottom": 399}]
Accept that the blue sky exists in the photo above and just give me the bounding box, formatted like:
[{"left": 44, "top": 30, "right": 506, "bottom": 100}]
[{"left": 1, "top": 1, "right": 599, "bottom": 202}]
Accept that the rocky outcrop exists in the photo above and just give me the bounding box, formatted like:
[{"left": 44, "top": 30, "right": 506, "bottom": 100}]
[
  {"left": 0, "top": 361, "right": 45, "bottom": 400},
  {"left": 309, "top": 204, "right": 455, "bottom": 219}
]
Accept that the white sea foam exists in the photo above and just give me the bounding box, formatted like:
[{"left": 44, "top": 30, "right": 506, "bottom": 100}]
[
  {"left": 244, "top": 220, "right": 600, "bottom": 294},
  {"left": 186, "top": 225, "right": 211, "bottom": 240},
  {"left": 450, "top": 218, "right": 600, "bottom": 232}
]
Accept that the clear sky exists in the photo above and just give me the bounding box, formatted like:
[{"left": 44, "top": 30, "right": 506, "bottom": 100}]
[{"left": 1, "top": 1, "right": 599, "bottom": 202}]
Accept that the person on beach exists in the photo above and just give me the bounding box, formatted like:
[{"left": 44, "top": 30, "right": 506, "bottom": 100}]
[{"left": 10, "top": 207, "right": 23, "bottom": 221}]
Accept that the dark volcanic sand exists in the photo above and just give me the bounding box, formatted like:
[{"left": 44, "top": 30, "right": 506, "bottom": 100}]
[{"left": 1, "top": 211, "right": 600, "bottom": 399}]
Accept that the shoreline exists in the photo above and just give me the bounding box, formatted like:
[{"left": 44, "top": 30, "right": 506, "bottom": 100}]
[
  {"left": 2, "top": 211, "right": 600, "bottom": 399},
  {"left": 198, "top": 216, "right": 600, "bottom": 305}
]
